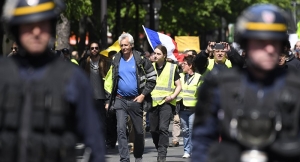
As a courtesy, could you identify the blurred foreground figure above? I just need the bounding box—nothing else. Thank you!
[0,0,105,161]
[192,4,300,162]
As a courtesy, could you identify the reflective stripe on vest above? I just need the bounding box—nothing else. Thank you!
[177,73,201,107]
[151,62,177,107]
[207,59,232,71]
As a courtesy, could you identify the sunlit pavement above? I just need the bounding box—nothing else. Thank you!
[105,121,190,162]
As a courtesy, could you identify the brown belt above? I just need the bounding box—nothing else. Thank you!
[116,94,137,100]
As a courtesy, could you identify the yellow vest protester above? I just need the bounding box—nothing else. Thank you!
[177,73,202,107]
[151,62,177,107]
[207,58,232,71]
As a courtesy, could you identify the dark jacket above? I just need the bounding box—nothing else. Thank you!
[0,53,105,162]
[81,55,108,78]
[105,50,157,111]
[194,48,245,74]
[80,55,107,99]
[286,54,300,70]
[192,67,300,162]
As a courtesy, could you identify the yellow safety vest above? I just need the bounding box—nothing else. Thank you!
[151,62,177,107]
[70,59,79,65]
[104,66,113,93]
[177,73,201,107]
[207,59,232,71]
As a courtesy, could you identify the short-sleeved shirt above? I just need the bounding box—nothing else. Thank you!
[117,56,139,96]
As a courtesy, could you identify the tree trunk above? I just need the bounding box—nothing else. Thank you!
[56,13,70,50]
[0,26,4,55]
[78,16,87,56]
[0,0,5,55]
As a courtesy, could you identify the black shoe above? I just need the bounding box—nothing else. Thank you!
[157,156,166,162]
[169,141,179,147]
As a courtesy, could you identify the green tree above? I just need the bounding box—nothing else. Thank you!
[106,0,296,50]
[56,0,93,51]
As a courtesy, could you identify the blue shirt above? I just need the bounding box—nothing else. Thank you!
[117,56,139,96]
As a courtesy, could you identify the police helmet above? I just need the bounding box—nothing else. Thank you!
[2,0,65,33]
[236,4,288,45]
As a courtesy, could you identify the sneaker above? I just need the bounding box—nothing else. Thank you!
[157,156,166,162]
[135,157,142,162]
[182,153,190,158]
[169,141,179,147]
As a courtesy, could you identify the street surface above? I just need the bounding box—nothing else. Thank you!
[105,121,191,162]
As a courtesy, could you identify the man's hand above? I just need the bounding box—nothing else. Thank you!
[222,42,231,52]
[165,95,174,103]
[206,41,216,53]
[133,94,145,103]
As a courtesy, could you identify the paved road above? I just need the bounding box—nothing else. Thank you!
[105,122,191,162]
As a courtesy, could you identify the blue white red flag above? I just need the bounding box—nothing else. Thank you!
[142,25,179,61]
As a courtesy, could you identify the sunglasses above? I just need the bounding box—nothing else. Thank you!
[11,47,18,50]
[90,47,99,50]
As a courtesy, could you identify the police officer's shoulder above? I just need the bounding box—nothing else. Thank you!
[286,67,300,79]
[0,56,15,68]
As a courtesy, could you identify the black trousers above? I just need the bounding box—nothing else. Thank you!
[94,99,106,134]
[149,103,173,157]
[106,109,117,147]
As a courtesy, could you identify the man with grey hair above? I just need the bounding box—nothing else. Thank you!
[105,33,157,162]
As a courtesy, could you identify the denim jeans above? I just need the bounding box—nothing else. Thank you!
[114,97,144,162]
[179,110,195,154]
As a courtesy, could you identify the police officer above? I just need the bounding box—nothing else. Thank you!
[1,0,105,161]
[192,4,300,162]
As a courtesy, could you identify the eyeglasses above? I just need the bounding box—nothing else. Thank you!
[11,47,18,50]
[90,47,99,50]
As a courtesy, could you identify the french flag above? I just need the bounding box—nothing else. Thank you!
[143,26,179,61]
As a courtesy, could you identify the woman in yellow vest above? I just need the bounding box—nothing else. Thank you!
[150,44,182,162]
[177,55,202,158]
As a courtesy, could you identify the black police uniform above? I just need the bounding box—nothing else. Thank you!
[0,53,105,162]
[1,0,105,161]
[192,67,300,162]
[192,3,300,162]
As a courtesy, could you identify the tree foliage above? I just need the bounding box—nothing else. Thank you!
[64,0,93,20]
[158,0,293,35]
[107,0,296,38]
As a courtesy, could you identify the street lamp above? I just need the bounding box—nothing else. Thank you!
[143,0,161,30]
[153,0,161,30]
[291,1,298,24]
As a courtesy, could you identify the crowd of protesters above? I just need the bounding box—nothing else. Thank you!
[2,0,300,162]
[5,30,300,162]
